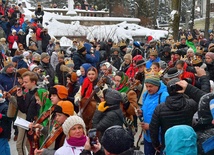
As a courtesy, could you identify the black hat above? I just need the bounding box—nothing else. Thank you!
[108,38,113,43]
[104,88,122,106]
[101,126,134,154]
[163,67,182,79]
[175,49,184,56]
[163,46,171,53]
[167,78,181,95]
[136,60,146,67]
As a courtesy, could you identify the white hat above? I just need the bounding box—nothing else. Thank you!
[23,51,30,57]
[29,64,38,71]
[62,115,86,136]
[187,48,194,53]
[12,29,16,33]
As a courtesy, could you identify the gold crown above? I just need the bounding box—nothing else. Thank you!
[57,51,64,58]
[192,58,202,65]
[72,38,78,43]
[112,43,119,48]
[64,58,74,66]
[145,71,160,79]
[171,44,178,53]
[149,48,158,56]
[77,42,84,50]
[180,34,186,40]
[196,46,204,55]
[119,40,127,47]
[187,34,193,40]
[208,43,214,52]
[3,57,12,67]
[175,41,181,47]
[167,35,173,40]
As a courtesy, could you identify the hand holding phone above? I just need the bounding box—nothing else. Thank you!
[88,128,97,146]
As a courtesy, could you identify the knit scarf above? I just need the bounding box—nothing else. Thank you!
[66,135,87,147]
[81,77,93,98]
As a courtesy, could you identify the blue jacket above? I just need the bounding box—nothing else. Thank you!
[146,57,160,69]
[164,125,197,155]
[17,60,28,69]
[0,69,18,91]
[142,81,168,142]
[79,63,92,85]
[84,42,100,67]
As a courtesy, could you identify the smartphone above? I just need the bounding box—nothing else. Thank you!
[88,128,97,146]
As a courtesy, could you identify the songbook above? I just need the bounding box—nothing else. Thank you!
[14,116,31,130]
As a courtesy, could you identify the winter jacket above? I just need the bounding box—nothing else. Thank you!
[73,52,87,70]
[39,61,55,88]
[36,27,42,41]
[11,25,21,33]
[92,107,124,136]
[84,43,100,67]
[125,64,138,78]
[17,87,40,122]
[184,84,214,129]
[55,62,67,86]
[40,32,51,51]
[16,59,28,69]
[0,100,12,139]
[50,52,59,70]
[142,81,169,142]
[186,40,196,53]
[0,70,18,91]
[206,61,214,81]
[46,43,55,56]
[146,57,161,69]
[7,34,18,49]
[78,63,92,85]
[55,140,85,155]
[18,33,26,48]
[150,94,198,148]
[164,125,197,155]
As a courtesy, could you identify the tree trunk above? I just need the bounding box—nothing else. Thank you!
[205,0,210,39]
[190,0,195,32]
[153,0,159,28]
[171,0,181,41]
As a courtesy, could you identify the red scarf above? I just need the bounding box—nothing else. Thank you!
[81,77,93,98]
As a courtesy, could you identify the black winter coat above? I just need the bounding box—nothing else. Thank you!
[40,32,51,52]
[206,62,214,81]
[73,52,87,70]
[150,94,198,148]
[39,61,55,88]
[92,107,124,136]
[17,88,40,122]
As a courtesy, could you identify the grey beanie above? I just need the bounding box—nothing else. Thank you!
[104,88,123,105]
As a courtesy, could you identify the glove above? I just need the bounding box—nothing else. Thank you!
[98,101,109,112]
[94,85,101,93]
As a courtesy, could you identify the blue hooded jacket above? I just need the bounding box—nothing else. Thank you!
[164,125,197,155]
[142,81,168,142]
[84,42,100,67]
[79,63,92,85]
[146,57,161,69]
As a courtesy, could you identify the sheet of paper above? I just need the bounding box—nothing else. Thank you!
[14,116,31,130]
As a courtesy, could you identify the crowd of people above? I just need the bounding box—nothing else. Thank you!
[0,1,213,155]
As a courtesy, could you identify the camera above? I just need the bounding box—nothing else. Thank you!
[169,84,183,92]
[88,128,97,146]
[39,69,45,72]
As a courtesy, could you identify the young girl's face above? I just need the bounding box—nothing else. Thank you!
[35,95,42,106]
[151,65,160,73]
[87,70,97,82]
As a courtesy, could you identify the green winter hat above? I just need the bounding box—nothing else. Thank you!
[145,73,160,87]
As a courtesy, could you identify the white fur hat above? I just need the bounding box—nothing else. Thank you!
[23,51,30,57]
[62,115,86,136]
[29,64,38,71]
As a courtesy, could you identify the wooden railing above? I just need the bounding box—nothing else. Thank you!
[28,8,109,17]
